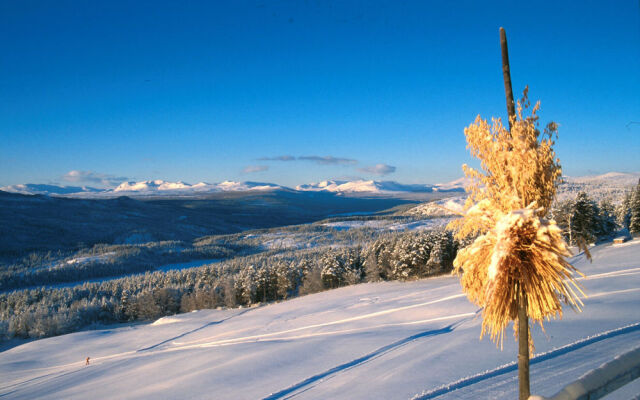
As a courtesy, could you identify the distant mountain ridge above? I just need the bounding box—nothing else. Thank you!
[111,180,282,195]
[1,180,284,197]
[2,172,638,198]
[557,172,640,203]
[295,179,466,193]
[2,184,103,196]
[1,178,465,197]
[562,172,640,185]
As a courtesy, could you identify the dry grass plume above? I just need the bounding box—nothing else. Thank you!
[449,88,585,350]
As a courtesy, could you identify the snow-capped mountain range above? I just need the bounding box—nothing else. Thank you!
[296,178,468,194]
[295,177,471,194]
[2,172,638,198]
[1,178,466,197]
[112,180,281,194]
[1,184,104,196]
[1,180,283,197]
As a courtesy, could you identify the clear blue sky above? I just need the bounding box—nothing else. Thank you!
[1,0,639,188]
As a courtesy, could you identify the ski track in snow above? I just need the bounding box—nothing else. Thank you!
[136,308,253,352]
[0,309,253,395]
[263,325,460,400]
[581,267,640,280]
[263,311,482,400]
[172,293,467,347]
[411,322,640,399]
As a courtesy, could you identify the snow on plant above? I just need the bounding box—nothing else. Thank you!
[449,88,585,349]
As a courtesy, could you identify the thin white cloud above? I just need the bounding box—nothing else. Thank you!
[242,165,269,173]
[298,155,357,165]
[357,164,396,176]
[62,170,128,186]
[257,155,296,161]
[258,155,356,165]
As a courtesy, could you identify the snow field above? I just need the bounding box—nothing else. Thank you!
[1,240,639,399]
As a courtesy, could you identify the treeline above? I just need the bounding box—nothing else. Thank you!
[0,229,456,340]
[552,180,640,245]
[0,241,240,292]
[624,179,640,234]
[0,222,391,292]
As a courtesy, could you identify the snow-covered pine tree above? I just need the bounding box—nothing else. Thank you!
[571,191,597,244]
[616,192,632,230]
[274,261,296,300]
[255,265,273,303]
[391,234,421,279]
[425,230,455,274]
[364,235,392,281]
[425,238,443,274]
[630,179,640,235]
[235,264,257,305]
[364,249,383,282]
[320,251,345,288]
[441,230,457,271]
[119,289,131,321]
[596,198,617,239]
[551,199,575,244]
[342,247,364,284]
[222,277,237,308]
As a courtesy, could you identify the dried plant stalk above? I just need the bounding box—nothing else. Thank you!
[450,88,585,350]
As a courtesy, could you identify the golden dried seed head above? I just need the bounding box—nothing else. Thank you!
[448,89,583,351]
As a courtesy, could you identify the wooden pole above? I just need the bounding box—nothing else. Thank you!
[500,26,530,400]
[500,27,516,131]
[518,287,531,400]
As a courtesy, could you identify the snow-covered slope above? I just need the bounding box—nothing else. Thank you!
[406,171,640,217]
[2,239,639,399]
[406,196,466,217]
[565,172,639,185]
[557,172,640,203]
[432,177,473,192]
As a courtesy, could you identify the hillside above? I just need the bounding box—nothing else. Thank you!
[0,190,413,258]
[557,172,640,203]
[2,239,639,399]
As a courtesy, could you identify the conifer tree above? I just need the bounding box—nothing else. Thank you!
[596,198,617,238]
[630,179,640,234]
[571,192,597,244]
[551,199,575,244]
[616,191,633,230]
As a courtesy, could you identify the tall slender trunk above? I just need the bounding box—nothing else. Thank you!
[518,288,531,399]
[263,281,267,303]
[500,27,516,131]
[500,27,531,400]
